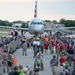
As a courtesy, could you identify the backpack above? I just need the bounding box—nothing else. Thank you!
[62,49,66,54]
[13,57,17,65]
[7,61,13,67]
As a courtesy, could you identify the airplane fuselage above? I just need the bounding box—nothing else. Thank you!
[28,18,44,35]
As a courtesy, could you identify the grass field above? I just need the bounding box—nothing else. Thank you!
[0,28,11,31]
[0,28,10,36]
[0,33,8,37]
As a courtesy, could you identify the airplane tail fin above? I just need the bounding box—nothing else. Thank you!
[34,1,37,18]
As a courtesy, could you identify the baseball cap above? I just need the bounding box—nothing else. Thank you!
[23,67,28,72]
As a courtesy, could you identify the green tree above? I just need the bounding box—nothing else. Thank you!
[65,20,75,27]
[13,20,22,23]
[21,22,27,28]
[3,21,12,27]
[45,20,51,22]
[0,20,6,26]
[52,20,58,24]
[59,18,66,24]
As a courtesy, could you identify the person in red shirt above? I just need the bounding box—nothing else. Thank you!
[55,42,60,59]
[59,55,67,73]
[44,42,49,54]
[59,55,66,66]
[60,44,65,52]
[55,42,59,53]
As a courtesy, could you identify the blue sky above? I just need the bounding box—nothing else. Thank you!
[0,0,75,22]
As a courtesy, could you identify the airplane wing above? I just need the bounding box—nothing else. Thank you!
[44,26,75,35]
[44,28,54,31]
[57,27,75,30]
[44,26,75,31]
[0,26,29,31]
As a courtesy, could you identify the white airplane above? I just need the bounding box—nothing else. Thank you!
[0,1,75,36]
[28,1,44,35]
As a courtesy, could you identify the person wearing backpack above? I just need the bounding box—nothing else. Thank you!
[50,55,58,75]
[1,50,8,73]
[67,47,74,66]
[7,54,14,73]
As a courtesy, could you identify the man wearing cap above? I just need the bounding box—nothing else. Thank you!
[34,53,43,70]
[23,67,28,75]
[50,55,58,75]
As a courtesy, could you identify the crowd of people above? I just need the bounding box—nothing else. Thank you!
[31,35,75,75]
[0,32,75,75]
[0,35,21,74]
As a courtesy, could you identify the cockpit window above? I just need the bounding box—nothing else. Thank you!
[31,22,43,25]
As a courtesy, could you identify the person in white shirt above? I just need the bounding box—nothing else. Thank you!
[33,40,37,57]
[36,40,40,53]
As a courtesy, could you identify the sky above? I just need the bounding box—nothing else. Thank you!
[0,0,75,22]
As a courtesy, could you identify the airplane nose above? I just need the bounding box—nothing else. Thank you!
[35,25,43,30]
[34,25,44,33]
[29,25,44,34]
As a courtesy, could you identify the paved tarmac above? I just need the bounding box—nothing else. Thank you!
[3,48,74,75]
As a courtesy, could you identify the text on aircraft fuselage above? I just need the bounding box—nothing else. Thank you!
[31,21,43,25]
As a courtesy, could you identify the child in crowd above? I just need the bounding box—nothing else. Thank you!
[63,59,70,75]
[63,59,69,68]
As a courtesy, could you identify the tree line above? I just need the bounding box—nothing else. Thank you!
[0,19,75,27]
[59,19,75,27]
[45,19,75,27]
[0,20,12,26]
